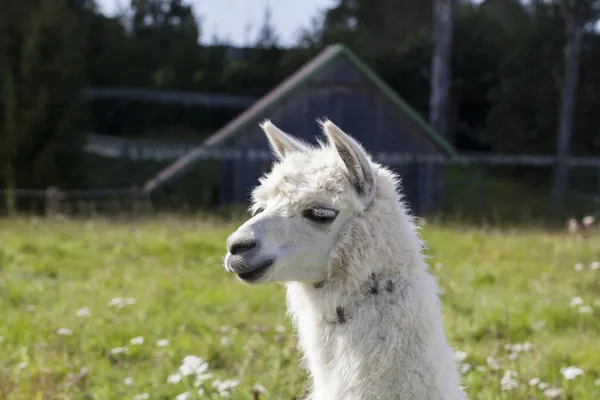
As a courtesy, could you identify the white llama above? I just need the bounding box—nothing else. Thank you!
[223,119,466,400]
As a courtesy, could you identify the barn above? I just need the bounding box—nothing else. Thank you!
[143,44,457,215]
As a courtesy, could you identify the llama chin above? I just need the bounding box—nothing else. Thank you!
[224,119,467,400]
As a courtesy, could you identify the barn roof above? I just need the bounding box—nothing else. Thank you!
[143,44,457,194]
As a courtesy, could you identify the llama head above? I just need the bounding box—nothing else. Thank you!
[223,119,406,285]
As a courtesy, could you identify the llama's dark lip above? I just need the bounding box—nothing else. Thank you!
[237,259,274,283]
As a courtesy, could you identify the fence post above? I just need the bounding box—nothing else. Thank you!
[45,186,63,217]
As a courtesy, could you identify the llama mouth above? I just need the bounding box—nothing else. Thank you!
[236,259,274,283]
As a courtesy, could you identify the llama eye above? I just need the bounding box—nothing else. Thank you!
[302,207,338,224]
[254,206,265,215]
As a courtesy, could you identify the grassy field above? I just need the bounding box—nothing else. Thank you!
[0,216,599,400]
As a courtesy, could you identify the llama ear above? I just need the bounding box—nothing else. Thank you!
[320,119,375,201]
[260,120,309,160]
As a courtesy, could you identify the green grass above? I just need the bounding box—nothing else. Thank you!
[1,216,599,400]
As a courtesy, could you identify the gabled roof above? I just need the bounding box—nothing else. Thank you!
[143,44,457,194]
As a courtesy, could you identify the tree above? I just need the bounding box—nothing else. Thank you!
[429,0,457,140]
[552,0,600,201]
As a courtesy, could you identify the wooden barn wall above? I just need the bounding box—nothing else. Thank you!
[219,56,444,214]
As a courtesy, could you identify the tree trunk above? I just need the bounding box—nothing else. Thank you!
[428,0,456,212]
[429,0,455,139]
[552,11,583,202]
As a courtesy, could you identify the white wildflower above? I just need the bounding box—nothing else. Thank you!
[567,218,579,234]
[560,366,584,380]
[582,215,595,227]
[167,373,182,384]
[218,326,230,333]
[109,346,128,355]
[579,305,593,313]
[175,392,191,400]
[75,307,92,317]
[453,350,467,362]
[179,355,208,377]
[17,362,28,370]
[538,382,549,390]
[543,387,563,398]
[56,328,73,336]
[570,297,584,308]
[522,341,533,352]
[528,378,540,386]
[508,352,519,361]
[253,383,267,394]
[591,261,600,270]
[220,337,232,346]
[194,373,213,387]
[107,297,136,308]
[574,263,584,271]
[213,379,240,397]
[460,363,471,374]
[531,320,546,331]
[156,339,169,347]
[130,336,144,345]
[486,356,500,370]
[133,394,149,400]
[275,325,286,333]
[500,370,518,391]
[124,377,133,386]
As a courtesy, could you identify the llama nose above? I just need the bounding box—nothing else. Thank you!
[227,238,257,255]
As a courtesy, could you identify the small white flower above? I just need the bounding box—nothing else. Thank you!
[475,366,486,372]
[179,355,208,377]
[218,326,230,333]
[560,366,584,380]
[453,350,467,362]
[595,378,600,386]
[574,263,584,271]
[528,378,540,386]
[109,346,128,355]
[124,377,133,386]
[220,337,231,346]
[579,305,593,313]
[582,215,595,227]
[133,394,149,400]
[75,307,92,317]
[460,363,471,374]
[167,373,182,384]
[500,370,518,391]
[56,328,73,336]
[156,339,169,347]
[194,373,213,387]
[130,336,144,345]
[570,297,584,308]
[543,387,563,398]
[538,382,549,390]
[17,362,28,370]
[591,261,600,270]
[508,352,519,360]
[486,356,500,370]
[252,383,267,394]
[107,297,136,308]
[531,320,546,331]
[175,392,191,400]
[275,325,286,333]
[522,341,533,352]
[567,218,579,233]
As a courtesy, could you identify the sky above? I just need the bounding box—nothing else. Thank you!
[95,0,337,46]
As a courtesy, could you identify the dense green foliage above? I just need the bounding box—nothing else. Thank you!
[0,0,599,197]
